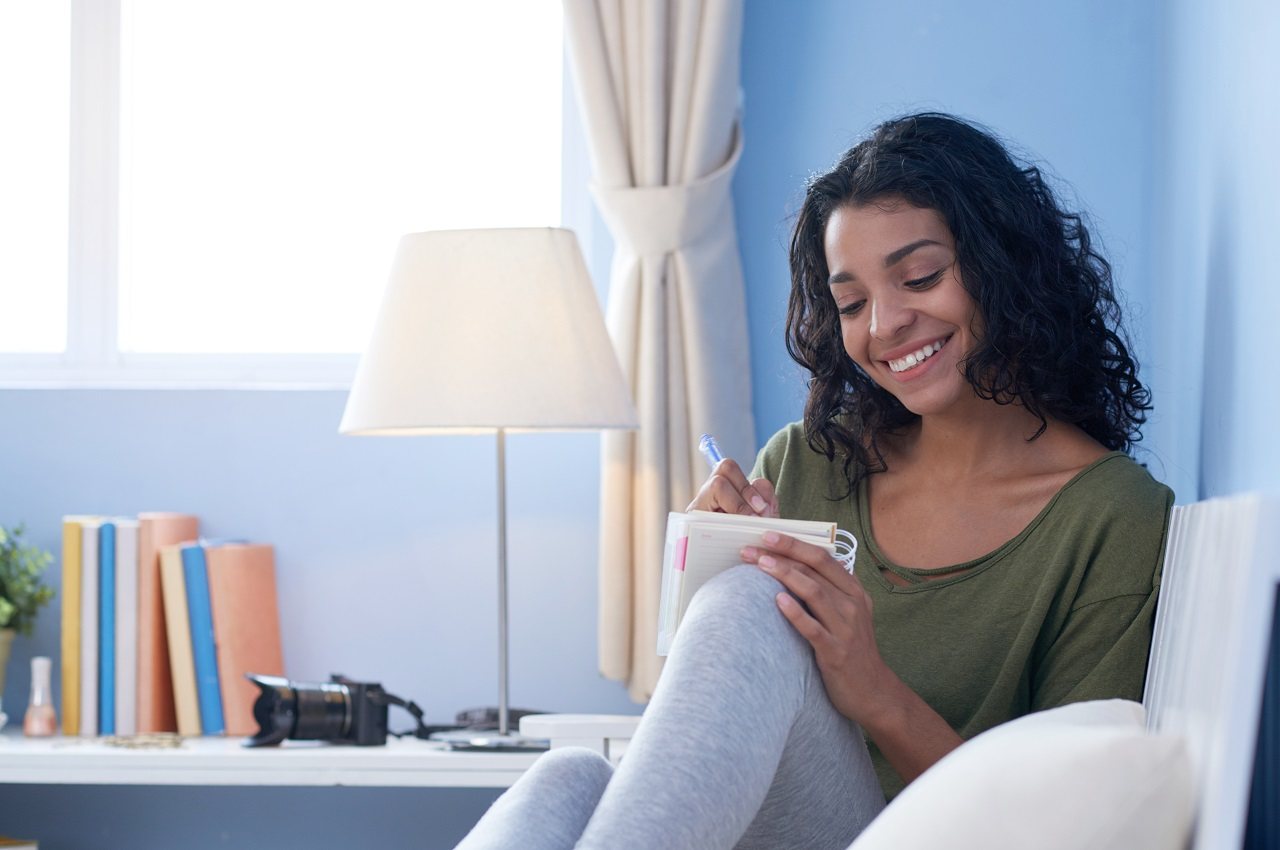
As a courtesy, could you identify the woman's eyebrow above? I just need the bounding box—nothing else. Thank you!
[827,238,945,286]
[884,238,943,267]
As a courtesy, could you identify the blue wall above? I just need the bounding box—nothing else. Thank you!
[735,0,1164,452]
[1144,0,1280,500]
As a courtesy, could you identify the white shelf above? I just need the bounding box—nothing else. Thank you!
[0,733,540,788]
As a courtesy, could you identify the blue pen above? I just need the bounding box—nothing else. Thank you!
[698,433,725,468]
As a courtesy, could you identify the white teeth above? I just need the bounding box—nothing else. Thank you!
[888,338,947,373]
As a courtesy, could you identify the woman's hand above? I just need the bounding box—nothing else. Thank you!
[740,532,895,729]
[687,459,779,517]
[742,532,967,783]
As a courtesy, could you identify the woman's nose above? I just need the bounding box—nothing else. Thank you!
[869,294,914,340]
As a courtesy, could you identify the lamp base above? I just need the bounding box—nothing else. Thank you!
[429,728,549,752]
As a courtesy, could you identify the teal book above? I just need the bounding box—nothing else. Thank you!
[98,522,116,736]
[181,543,225,735]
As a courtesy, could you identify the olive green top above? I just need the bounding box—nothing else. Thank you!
[751,422,1174,800]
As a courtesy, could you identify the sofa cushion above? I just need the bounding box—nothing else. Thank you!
[849,699,1193,850]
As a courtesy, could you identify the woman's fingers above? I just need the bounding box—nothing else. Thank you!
[756,530,857,588]
[686,459,776,516]
[751,477,780,517]
[775,592,832,646]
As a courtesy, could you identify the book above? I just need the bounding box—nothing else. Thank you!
[98,521,116,736]
[159,543,201,736]
[205,543,285,736]
[79,518,104,736]
[59,516,91,736]
[181,543,225,735]
[136,513,199,733]
[112,518,140,737]
[655,510,855,656]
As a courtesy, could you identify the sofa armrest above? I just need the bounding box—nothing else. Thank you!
[519,714,642,764]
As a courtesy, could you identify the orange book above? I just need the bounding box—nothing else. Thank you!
[205,543,284,737]
[136,513,199,733]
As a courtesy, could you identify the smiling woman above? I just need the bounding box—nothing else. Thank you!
[454,112,1174,850]
[787,114,1150,492]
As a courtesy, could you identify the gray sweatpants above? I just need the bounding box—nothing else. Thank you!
[456,565,887,849]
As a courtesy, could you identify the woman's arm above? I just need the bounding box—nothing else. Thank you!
[741,531,963,785]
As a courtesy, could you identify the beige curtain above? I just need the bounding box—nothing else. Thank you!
[564,0,755,701]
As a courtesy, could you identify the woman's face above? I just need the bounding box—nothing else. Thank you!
[824,199,982,418]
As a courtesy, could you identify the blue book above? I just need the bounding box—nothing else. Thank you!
[98,522,116,736]
[181,542,225,735]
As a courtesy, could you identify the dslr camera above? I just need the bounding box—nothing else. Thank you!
[244,673,390,747]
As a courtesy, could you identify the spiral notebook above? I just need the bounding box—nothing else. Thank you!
[656,510,857,655]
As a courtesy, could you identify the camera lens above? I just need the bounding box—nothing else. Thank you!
[292,682,351,740]
[244,674,352,747]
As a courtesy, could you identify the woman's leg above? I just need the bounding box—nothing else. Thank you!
[576,565,885,849]
[454,746,614,850]
[455,564,885,850]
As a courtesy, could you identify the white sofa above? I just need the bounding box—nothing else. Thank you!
[522,493,1280,849]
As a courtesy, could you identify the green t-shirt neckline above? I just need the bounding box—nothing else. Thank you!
[857,450,1130,593]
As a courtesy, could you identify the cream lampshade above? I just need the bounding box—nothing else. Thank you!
[339,227,638,749]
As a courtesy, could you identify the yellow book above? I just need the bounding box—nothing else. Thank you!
[159,543,201,736]
[60,518,85,736]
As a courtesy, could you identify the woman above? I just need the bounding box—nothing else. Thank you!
[456,113,1172,850]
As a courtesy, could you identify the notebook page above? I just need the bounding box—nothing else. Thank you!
[677,525,836,621]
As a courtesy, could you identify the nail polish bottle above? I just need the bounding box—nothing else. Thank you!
[23,655,57,737]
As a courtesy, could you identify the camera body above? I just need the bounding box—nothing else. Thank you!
[244,673,389,747]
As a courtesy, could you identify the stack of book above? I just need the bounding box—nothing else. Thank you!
[59,513,285,738]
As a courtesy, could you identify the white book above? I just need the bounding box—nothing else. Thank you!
[113,518,141,737]
[79,518,104,736]
[655,510,856,656]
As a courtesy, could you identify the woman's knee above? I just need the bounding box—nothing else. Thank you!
[682,564,808,654]
[691,563,787,620]
[526,746,614,794]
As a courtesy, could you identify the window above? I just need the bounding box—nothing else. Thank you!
[0,0,564,386]
[0,1,70,354]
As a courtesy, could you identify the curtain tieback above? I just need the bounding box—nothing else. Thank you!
[591,130,744,258]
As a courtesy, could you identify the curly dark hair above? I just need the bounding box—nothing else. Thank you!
[785,112,1150,488]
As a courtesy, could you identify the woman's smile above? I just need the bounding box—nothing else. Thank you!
[881,334,953,377]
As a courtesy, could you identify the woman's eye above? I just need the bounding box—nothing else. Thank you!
[838,300,865,316]
[904,269,945,290]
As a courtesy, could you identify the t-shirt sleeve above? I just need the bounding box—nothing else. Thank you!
[1030,471,1173,710]
[1031,590,1158,709]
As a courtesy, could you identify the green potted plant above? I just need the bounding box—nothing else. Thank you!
[0,524,56,716]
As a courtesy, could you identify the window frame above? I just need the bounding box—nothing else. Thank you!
[0,0,579,390]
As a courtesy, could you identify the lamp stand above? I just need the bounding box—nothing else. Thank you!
[430,428,548,752]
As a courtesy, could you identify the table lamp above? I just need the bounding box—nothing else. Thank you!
[338,227,638,750]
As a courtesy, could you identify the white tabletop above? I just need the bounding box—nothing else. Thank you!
[0,732,541,788]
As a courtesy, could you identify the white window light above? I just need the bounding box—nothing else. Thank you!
[0,0,565,388]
